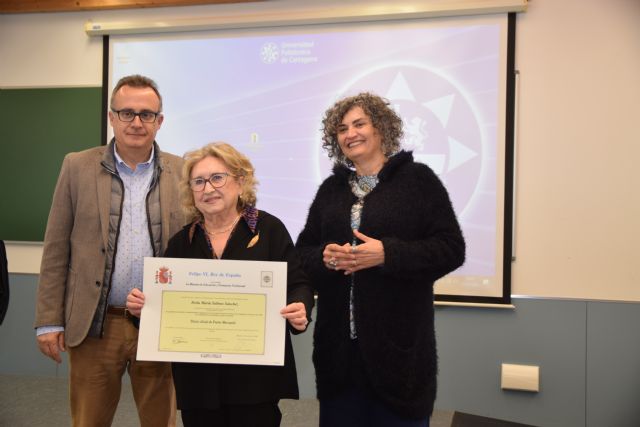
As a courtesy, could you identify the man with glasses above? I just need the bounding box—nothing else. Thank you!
[35,74,183,427]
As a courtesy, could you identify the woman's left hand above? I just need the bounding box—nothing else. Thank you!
[343,229,385,275]
[280,302,308,331]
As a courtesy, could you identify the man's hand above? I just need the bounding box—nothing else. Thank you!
[126,288,145,318]
[37,331,66,363]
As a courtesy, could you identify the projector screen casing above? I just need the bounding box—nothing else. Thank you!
[106,13,515,304]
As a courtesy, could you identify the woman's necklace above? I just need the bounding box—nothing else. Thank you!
[204,215,241,237]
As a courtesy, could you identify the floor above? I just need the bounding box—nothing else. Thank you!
[0,374,455,427]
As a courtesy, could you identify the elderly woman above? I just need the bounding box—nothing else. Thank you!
[127,142,313,427]
[296,93,465,427]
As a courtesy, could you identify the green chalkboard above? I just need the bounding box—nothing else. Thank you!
[0,87,102,242]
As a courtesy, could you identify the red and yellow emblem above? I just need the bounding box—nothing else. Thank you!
[155,266,172,284]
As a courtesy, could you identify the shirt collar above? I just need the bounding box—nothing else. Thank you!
[113,143,155,171]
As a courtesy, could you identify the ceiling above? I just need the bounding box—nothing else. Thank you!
[0,0,259,14]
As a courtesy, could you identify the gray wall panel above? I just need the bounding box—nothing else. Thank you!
[4,275,640,426]
[0,274,68,377]
[586,301,640,427]
[435,299,586,427]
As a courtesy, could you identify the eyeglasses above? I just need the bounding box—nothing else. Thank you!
[111,109,161,123]
[189,173,233,192]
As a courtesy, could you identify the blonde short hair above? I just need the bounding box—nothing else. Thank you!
[180,142,258,223]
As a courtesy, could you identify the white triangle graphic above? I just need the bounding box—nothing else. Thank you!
[423,94,455,127]
[447,136,477,172]
[414,154,446,175]
[386,72,415,101]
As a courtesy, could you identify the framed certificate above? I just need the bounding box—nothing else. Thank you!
[137,257,288,366]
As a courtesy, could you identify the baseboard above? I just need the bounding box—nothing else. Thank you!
[451,412,536,427]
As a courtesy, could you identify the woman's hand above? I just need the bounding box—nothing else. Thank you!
[323,230,384,275]
[280,302,308,331]
[323,242,355,271]
[126,288,145,318]
[343,230,385,275]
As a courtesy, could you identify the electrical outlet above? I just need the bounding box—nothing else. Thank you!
[501,363,539,392]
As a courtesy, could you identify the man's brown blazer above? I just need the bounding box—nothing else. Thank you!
[35,143,184,347]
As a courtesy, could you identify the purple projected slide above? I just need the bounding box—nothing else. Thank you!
[112,17,507,296]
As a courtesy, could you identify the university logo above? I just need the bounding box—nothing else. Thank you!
[261,271,273,288]
[260,42,279,64]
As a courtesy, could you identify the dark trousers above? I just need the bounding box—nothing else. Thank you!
[180,402,282,427]
[319,386,430,427]
[320,340,430,427]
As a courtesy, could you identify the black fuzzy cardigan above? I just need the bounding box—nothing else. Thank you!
[296,150,465,419]
[165,210,314,410]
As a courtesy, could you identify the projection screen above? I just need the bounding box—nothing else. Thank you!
[108,12,515,304]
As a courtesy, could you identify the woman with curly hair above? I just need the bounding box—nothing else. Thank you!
[296,92,465,426]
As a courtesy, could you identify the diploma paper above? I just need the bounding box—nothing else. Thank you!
[137,257,287,365]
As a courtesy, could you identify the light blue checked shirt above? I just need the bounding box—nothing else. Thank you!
[36,145,155,336]
[108,146,155,306]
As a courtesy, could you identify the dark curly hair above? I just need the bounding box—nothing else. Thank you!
[321,92,403,167]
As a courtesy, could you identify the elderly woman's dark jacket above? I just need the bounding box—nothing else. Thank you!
[166,210,314,410]
[296,150,465,419]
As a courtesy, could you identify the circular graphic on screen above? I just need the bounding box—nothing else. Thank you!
[316,64,486,217]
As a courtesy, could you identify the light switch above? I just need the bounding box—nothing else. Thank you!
[501,363,539,392]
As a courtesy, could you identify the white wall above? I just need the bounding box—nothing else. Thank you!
[1,0,639,300]
[0,11,102,87]
[513,0,640,300]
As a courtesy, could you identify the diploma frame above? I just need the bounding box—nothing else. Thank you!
[137,257,288,365]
